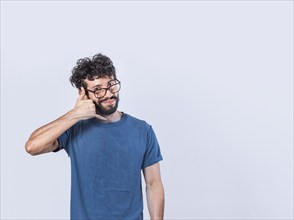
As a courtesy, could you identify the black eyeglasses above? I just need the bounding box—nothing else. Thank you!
[86,79,121,99]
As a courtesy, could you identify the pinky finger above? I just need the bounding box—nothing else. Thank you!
[95,114,107,121]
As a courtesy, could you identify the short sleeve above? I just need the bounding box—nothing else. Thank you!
[142,126,163,169]
[53,129,71,155]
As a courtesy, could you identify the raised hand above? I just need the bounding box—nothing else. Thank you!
[72,87,107,121]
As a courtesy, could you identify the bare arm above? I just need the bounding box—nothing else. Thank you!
[143,162,165,220]
[25,88,106,155]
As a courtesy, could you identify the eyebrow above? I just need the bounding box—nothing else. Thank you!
[91,79,114,90]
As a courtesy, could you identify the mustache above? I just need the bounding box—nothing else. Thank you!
[98,96,117,104]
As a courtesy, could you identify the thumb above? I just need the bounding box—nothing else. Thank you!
[78,87,87,100]
[95,114,107,121]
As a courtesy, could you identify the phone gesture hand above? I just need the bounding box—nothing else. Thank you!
[73,87,107,121]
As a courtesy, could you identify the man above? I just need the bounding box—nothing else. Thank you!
[25,53,164,220]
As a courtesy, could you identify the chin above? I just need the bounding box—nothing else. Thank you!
[95,97,119,116]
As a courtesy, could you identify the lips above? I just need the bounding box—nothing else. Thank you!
[100,96,117,104]
[102,99,114,104]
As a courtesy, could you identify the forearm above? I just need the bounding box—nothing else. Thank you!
[25,110,79,155]
[146,181,165,220]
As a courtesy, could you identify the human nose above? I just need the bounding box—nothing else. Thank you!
[102,88,113,99]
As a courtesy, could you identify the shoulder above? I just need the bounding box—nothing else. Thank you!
[124,113,151,130]
[65,120,86,135]
[125,113,148,124]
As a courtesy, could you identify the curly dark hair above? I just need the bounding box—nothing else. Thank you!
[70,53,116,89]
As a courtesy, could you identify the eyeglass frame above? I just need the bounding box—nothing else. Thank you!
[85,79,121,99]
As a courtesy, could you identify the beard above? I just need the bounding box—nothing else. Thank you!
[94,94,119,116]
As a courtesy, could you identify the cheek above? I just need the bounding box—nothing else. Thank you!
[88,95,98,103]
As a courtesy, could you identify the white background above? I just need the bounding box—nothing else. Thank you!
[1,1,293,219]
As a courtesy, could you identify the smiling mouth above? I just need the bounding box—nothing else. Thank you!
[100,96,117,104]
[103,99,114,104]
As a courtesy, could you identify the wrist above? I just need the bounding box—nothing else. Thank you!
[64,109,81,123]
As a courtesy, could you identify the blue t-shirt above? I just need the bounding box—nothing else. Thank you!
[56,113,163,220]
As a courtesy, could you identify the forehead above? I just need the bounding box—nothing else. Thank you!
[84,76,114,88]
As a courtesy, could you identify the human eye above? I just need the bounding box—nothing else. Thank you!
[94,88,103,94]
[108,80,117,87]
[94,87,102,92]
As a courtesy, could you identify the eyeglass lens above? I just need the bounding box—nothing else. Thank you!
[95,81,120,98]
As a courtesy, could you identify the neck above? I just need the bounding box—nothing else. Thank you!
[102,111,122,123]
